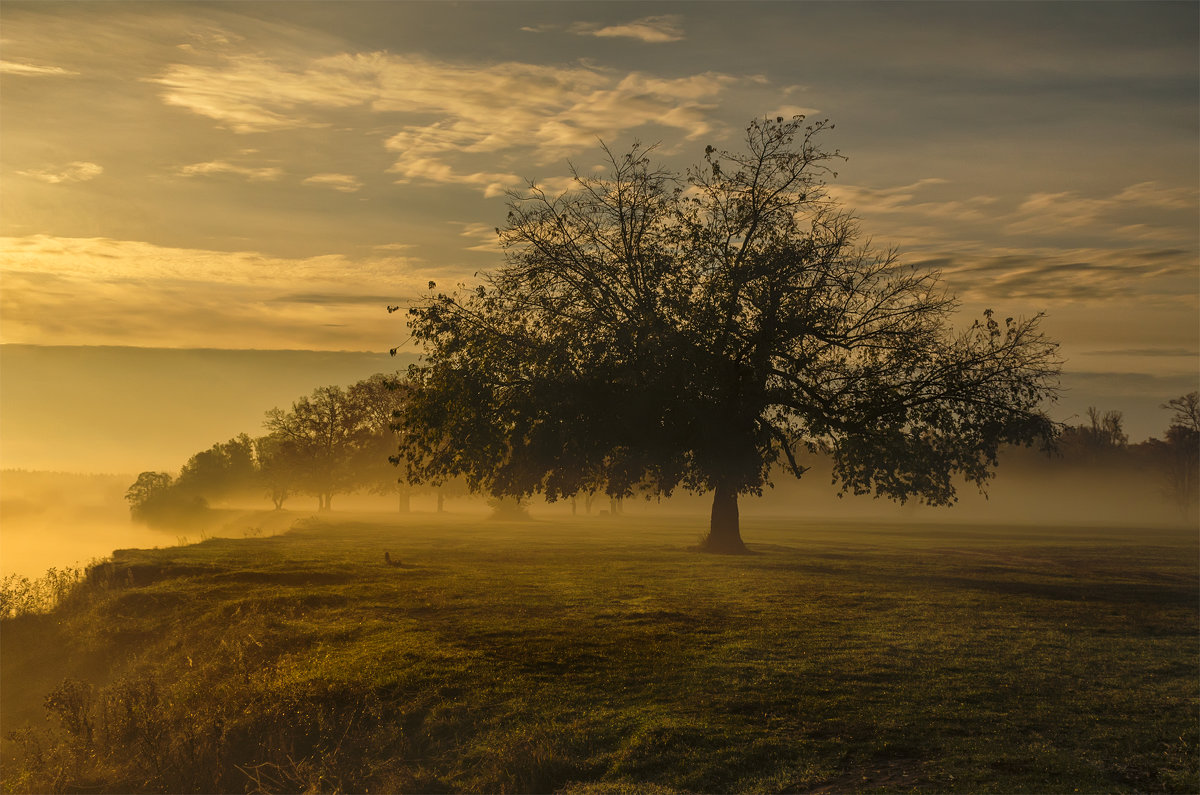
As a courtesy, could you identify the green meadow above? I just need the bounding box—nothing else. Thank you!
[2,514,1197,793]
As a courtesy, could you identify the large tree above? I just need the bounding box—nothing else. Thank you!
[397,117,1061,552]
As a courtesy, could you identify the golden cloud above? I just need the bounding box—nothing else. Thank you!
[148,50,749,194]
[0,235,457,350]
[16,161,103,184]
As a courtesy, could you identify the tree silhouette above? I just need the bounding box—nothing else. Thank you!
[1160,392,1199,516]
[264,386,373,511]
[1163,392,1200,433]
[254,432,300,510]
[348,373,414,511]
[124,470,209,526]
[397,117,1061,552]
[1057,407,1128,465]
[174,434,257,503]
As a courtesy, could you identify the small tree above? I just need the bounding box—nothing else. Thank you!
[175,434,258,503]
[264,386,373,511]
[255,433,300,509]
[1160,392,1199,516]
[397,117,1061,552]
[1163,392,1200,433]
[1057,406,1128,465]
[124,471,208,527]
[348,373,415,511]
[124,471,174,518]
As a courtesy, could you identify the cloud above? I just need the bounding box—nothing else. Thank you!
[302,173,363,192]
[16,161,103,183]
[1007,181,1199,237]
[272,292,393,305]
[0,60,78,76]
[452,222,502,253]
[0,235,450,350]
[149,50,748,194]
[766,104,822,121]
[151,52,385,133]
[177,160,283,181]
[827,179,1002,223]
[1080,348,1199,358]
[387,158,518,199]
[524,16,685,43]
[932,246,1198,303]
[829,179,1198,248]
[573,15,685,43]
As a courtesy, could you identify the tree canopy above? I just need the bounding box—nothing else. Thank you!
[263,376,407,511]
[397,116,1062,551]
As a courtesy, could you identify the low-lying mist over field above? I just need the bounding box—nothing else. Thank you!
[1,450,1188,581]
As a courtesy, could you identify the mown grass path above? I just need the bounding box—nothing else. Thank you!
[2,515,1197,793]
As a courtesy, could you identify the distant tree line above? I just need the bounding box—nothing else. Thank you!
[1000,392,1199,517]
[124,373,462,525]
[124,367,1198,528]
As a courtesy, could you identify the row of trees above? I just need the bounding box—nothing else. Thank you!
[1050,394,1199,515]
[125,374,422,524]
[128,117,1195,545]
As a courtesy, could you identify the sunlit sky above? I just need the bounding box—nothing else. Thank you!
[1,1,1197,472]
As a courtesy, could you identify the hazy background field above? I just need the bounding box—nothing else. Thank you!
[2,455,1187,581]
[3,513,1195,792]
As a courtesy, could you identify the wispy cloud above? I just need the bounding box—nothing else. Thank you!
[1080,348,1199,358]
[833,178,1197,307]
[148,50,745,195]
[828,179,1000,222]
[575,15,685,43]
[932,246,1197,303]
[0,60,77,76]
[831,179,1199,245]
[16,161,102,183]
[452,222,502,253]
[0,235,449,350]
[525,16,686,43]
[1007,181,1199,236]
[302,173,362,193]
[150,53,380,133]
[387,158,519,199]
[177,160,283,181]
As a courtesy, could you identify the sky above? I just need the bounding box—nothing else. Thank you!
[1,0,1197,472]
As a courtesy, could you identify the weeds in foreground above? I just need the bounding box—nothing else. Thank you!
[0,567,85,620]
[2,518,1197,794]
[5,672,430,794]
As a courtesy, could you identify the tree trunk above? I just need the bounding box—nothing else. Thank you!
[398,491,411,513]
[436,492,445,513]
[701,482,747,554]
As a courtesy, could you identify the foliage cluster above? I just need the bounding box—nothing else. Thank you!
[123,374,420,522]
[0,566,84,621]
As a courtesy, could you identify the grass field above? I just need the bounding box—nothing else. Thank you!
[1,513,1197,793]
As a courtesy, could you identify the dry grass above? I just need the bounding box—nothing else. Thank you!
[2,513,1196,793]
